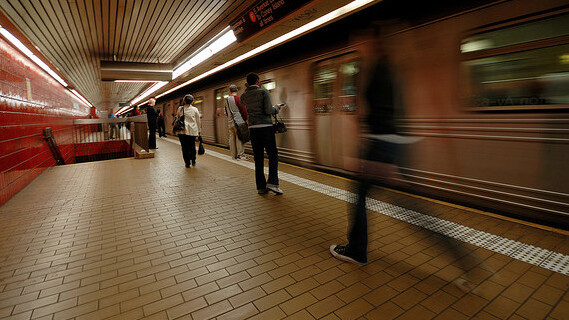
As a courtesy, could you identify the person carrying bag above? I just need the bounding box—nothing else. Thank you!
[175,94,201,168]
[173,106,185,132]
[225,84,250,160]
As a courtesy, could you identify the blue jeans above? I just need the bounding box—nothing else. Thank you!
[250,126,279,190]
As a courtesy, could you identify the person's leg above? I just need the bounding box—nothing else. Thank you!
[148,126,157,149]
[178,134,190,167]
[264,127,279,186]
[228,126,238,158]
[347,178,370,259]
[250,128,267,192]
[189,136,197,165]
[236,132,245,158]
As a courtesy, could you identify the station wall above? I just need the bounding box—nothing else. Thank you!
[0,38,90,206]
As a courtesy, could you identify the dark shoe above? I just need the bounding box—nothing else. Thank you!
[330,245,367,266]
[257,189,268,194]
[192,160,196,166]
[185,164,190,168]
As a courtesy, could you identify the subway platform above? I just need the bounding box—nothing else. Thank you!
[1,137,568,320]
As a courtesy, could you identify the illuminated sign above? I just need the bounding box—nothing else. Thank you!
[230,0,311,42]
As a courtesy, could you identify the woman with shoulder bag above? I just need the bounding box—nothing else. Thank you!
[175,94,201,168]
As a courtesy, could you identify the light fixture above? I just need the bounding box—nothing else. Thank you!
[0,25,68,87]
[156,0,376,98]
[172,27,237,79]
[70,89,91,107]
[0,24,95,107]
[114,80,162,83]
[133,0,376,102]
[130,81,168,106]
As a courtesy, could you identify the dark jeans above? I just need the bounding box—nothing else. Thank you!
[148,125,157,149]
[178,134,196,166]
[346,179,371,262]
[250,126,279,190]
[347,139,399,262]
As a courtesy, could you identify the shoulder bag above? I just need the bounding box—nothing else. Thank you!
[226,97,250,142]
[198,136,205,155]
[273,114,286,134]
[173,107,185,132]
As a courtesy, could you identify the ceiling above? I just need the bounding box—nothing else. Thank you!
[0,0,380,111]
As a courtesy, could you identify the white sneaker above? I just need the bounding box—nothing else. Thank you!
[266,184,283,195]
[239,155,250,160]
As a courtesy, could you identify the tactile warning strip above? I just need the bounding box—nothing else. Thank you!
[166,140,569,275]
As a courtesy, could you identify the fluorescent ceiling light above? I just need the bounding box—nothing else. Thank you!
[130,81,168,105]
[114,80,161,83]
[1,24,95,108]
[0,25,68,87]
[172,27,237,79]
[70,89,92,107]
[116,105,132,115]
[158,0,375,98]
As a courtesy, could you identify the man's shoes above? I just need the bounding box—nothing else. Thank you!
[185,164,190,168]
[257,189,268,194]
[266,184,283,195]
[192,160,196,166]
[330,245,367,266]
[239,155,250,160]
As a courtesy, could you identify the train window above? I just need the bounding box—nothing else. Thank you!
[462,13,569,110]
[261,80,276,92]
[193,96,204,114]
[461,14,569,53]
[215,89,229,110]
[339,61,359,112]
[313,67,336,113]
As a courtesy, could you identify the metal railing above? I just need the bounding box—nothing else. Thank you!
[73,118,134,163]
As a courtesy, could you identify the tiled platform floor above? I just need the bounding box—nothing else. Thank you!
[1,137,568,320]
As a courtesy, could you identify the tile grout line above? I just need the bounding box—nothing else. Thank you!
[163,138,569,275]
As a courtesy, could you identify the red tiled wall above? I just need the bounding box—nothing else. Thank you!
[0,38,90,206]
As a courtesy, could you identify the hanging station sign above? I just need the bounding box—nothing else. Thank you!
[230,0,312,42]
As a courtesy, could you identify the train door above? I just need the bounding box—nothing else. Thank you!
[214,88,229,145]
[313,54,360,170]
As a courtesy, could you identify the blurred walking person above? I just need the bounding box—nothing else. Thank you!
[329,31,483,291]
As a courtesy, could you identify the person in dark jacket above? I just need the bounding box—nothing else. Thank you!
[157,108,166,137]
[145,98,158,149]
[240,73,283,195]
[329,33,480,292]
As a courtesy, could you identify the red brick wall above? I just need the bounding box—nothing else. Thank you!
[0,37,90,206]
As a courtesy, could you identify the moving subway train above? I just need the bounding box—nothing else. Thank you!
[155,0,569,227]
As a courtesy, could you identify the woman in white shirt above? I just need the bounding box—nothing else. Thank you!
[175,94,201,167]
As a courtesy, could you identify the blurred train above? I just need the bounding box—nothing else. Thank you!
[155,0,569,227]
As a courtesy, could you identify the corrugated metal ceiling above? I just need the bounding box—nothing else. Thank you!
[0,0,379,111]
[0,0,255,110]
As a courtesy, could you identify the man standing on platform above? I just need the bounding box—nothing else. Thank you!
[240,73,283,195]
[145,97,158,149]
